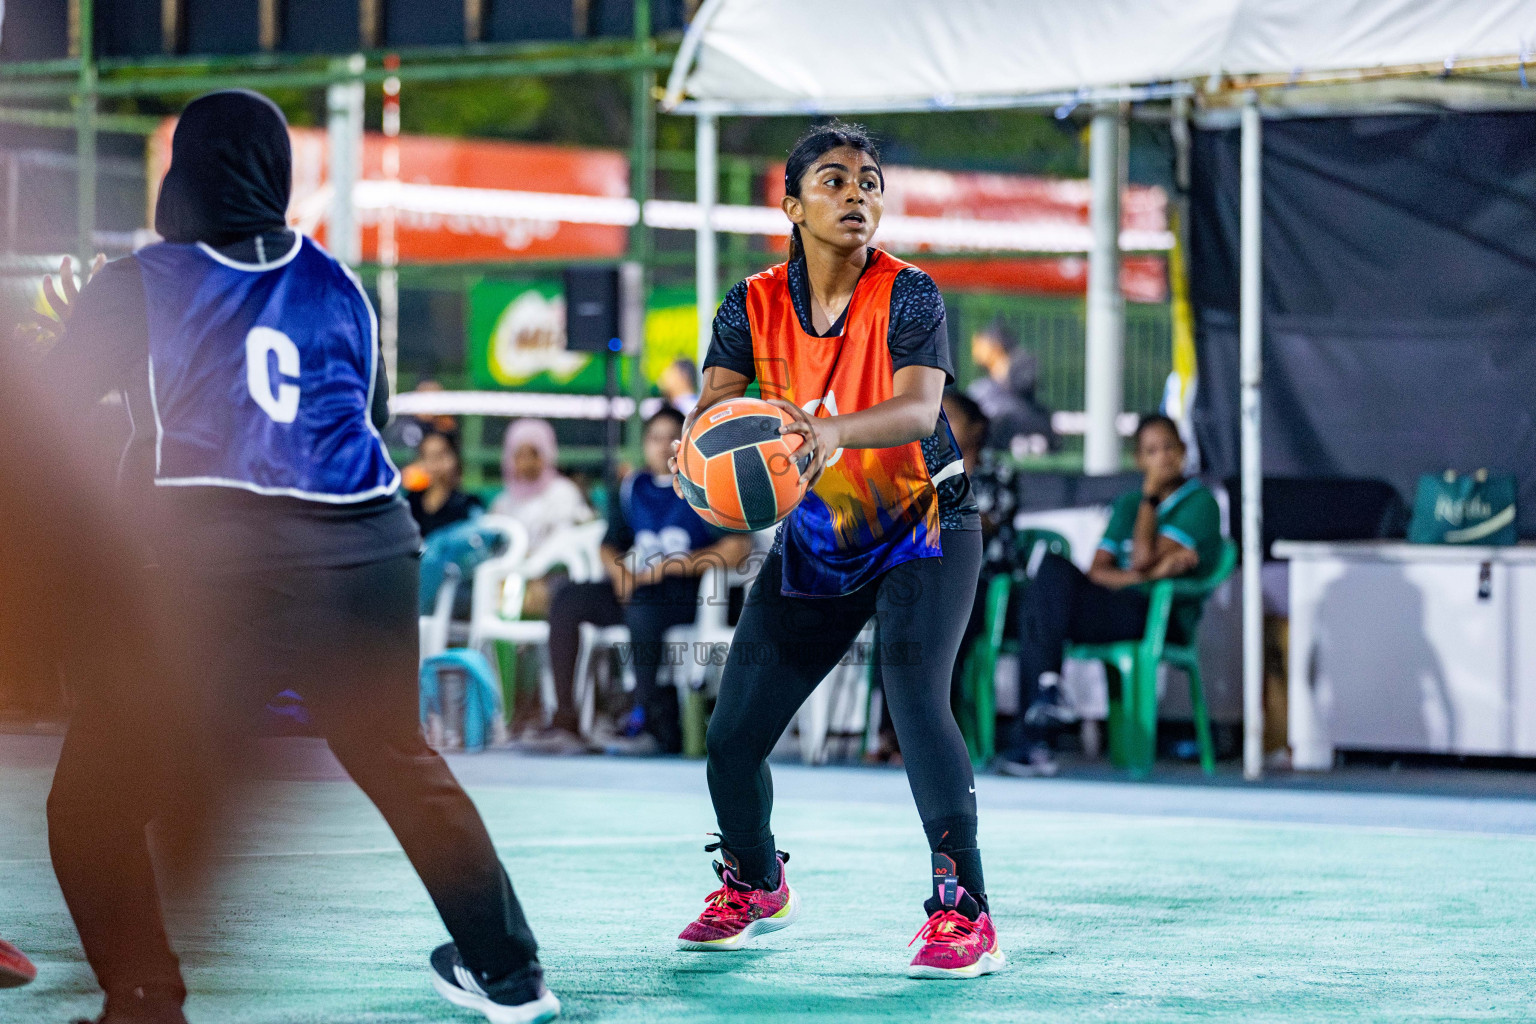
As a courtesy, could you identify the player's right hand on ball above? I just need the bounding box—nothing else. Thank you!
[669,440,683,499]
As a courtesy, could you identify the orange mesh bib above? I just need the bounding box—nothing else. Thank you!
[743,250,941,596]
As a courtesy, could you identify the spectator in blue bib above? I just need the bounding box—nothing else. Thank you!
[527,407,751,756]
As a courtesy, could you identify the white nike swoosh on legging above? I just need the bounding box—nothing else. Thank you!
[969,787,976,793]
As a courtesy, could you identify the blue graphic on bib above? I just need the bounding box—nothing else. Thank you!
[136,235,399,503]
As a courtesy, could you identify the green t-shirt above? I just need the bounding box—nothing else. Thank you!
[1098,479,1223,638]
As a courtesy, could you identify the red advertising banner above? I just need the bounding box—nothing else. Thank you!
[150,121,630,263]
[765,164,1167,302]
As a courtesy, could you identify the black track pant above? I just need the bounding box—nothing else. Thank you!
[47,555,541,999]
[546,578,699,751]
[706,529,985,896]
[1004,553,1185,758]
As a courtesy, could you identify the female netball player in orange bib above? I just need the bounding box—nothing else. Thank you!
[670,123,1003,979]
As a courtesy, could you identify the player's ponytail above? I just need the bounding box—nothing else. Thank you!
[783,121,883,264]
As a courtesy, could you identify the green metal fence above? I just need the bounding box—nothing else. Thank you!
[947,292,1172,417]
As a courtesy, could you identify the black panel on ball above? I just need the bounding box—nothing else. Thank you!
[563,266,622,354]
[383,0,466,47]
[281,0,361,53]
[485,0,574,42]
[185,0,261,55]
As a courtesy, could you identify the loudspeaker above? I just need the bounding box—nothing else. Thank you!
[485,0,574,42]
[0,0,69,61]
[186,0,261,55]
[97,0,165,57]
[384,0,465,47]
[564,266,622,354]
[281,0,360,53]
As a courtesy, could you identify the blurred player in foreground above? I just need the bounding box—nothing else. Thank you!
[32,91,558,1024]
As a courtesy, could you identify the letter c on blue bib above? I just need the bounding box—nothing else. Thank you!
[246,326,302,424]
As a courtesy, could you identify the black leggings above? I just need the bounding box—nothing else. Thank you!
[547,578,700,751]
[1004,553,1183,757]
[706,529,985,895]
[47,555,541,1000]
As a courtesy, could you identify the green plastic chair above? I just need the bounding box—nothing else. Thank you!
[955,529,1072,765]
[1065,536,1237,780]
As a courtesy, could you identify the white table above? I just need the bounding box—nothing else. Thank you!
[1274,540,1536,769]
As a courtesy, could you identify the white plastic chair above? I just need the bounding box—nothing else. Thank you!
[571,545,769,745]
[469,518,608,721]
[794,618,877,765]
[663,555,763,692]
[418,566,460,662]
[419,516,529,664]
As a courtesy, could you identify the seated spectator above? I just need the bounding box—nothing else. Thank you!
[524,407,751,756]
[967,318,1058,455]
[658,357,699,416]
[405,430,483,539]
[490,418,593,551]
[998,414,1221,777]
[488,418,594,619]
[383,378,457,451]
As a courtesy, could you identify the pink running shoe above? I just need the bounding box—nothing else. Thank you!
[0,938,36,988]
[907,854,1006,979]
[676,849,798,951]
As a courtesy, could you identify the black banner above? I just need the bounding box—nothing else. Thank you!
[1190,112,1536,538]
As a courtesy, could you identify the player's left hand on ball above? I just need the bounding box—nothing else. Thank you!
[669,439,683,499]
[767,399,836,489]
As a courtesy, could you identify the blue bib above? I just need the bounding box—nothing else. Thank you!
[622,473,718,563]
[137,235,399,503]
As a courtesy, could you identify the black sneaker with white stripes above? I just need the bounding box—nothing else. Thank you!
[429,943,561,1024]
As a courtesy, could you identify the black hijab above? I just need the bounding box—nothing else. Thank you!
[155,90,292,247]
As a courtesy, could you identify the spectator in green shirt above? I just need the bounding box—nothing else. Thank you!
[999,414,1222,777]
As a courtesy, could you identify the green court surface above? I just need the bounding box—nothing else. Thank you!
[5,737,1536,1023]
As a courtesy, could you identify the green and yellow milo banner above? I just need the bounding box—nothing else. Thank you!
[469,279,698,394]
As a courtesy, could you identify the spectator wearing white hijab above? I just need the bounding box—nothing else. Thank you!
[490,419,593,617]
[491,419,592,549]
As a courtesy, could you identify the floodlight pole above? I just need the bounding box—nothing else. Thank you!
[1084,104,1125,474]
[695,111,718,371]
[1239,92,1265,781]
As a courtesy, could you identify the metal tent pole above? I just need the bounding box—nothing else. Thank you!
[326,54,366,266]
[75,0,97,265]
[1239,91,1265,781]
[694,111,718,371]
[624,0,655,474]
[1084,104,1125,474]
[379,55,402,391]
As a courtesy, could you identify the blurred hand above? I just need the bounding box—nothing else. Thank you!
[17,254,106,347]
[669,440,683,499]
[613,563,654,605]
[1141,463,1182,500]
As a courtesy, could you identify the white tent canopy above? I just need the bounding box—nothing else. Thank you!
[666,0,1536,113]
[664,0,1532,781]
